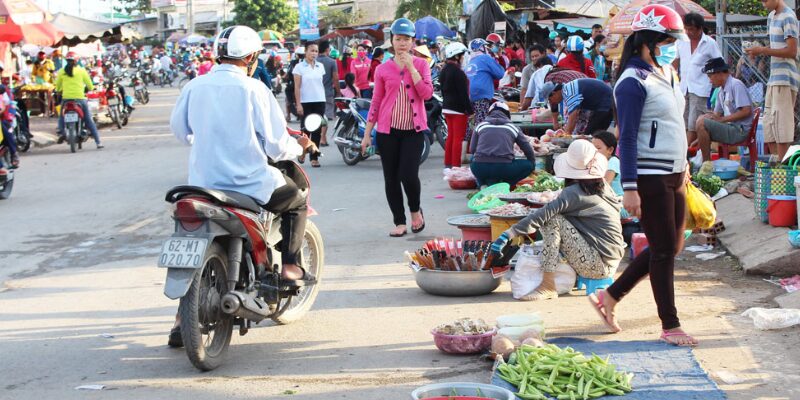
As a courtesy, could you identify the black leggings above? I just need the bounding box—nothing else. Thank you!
[263,177,307,265]
[606,173,686,330]
[301,102,326,161]
[376,129,424,226]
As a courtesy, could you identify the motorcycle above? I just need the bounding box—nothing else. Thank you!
[9,100,31,153]
[0,139,14,199]
[104,77,129,129]
[131,70,150,105]
[159,117,325,371]
[160,68,175,87]
[61,100,90,153]
[178,66,197,91]
[425,93,447,150]
[332,97,431,166]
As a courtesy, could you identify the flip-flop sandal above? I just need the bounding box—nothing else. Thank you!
[660,330,698,347]
[281,267,317,288]
[389,228,407,237]
[588,291,622,333]
[411,209,425,234]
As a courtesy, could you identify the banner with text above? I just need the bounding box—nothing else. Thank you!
[299,0,320,41]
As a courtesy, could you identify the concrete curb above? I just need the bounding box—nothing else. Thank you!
[31,131,57,148]
[715,194,800,276]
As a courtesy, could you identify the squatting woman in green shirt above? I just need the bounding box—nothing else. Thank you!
[54,52,102,148]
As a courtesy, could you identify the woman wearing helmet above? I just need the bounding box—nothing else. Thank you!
[486,33,509,69]
[360,18,434,237]
[465,38,505,143]
[440,42,472,170]
[55,52,102,149]
[590,5,697,347]
[556,36,596,78]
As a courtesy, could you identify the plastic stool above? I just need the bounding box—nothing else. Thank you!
[576,276,614,296]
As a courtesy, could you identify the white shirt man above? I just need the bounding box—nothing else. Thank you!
[676,29,721,135]
[170,64,303,204]
[159,54,173,71]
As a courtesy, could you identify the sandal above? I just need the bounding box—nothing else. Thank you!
[311,160,321,168]
[411,209,425,234]
[588,291,622,333]
[660,330,698,347]
[389,226,407,237]
[281,267,317,288]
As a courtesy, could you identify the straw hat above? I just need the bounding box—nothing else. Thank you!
[554,140,608,180]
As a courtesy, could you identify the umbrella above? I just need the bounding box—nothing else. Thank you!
[0,0,62,45]
[607,0,713,35]
[258,29,284,42]
[414,15,455,40]
[179,33,207,45]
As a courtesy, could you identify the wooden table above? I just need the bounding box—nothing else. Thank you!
[19,88,55,117]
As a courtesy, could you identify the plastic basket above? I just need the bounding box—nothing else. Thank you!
[449,178,478,190]
[467,183,510,212]
[431,329,496,354]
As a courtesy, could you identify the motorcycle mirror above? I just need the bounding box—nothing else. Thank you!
[303,113,325,132]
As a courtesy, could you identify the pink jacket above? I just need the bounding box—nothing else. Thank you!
[367,56,434,134]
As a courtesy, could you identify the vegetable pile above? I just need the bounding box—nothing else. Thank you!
[434,318,492,336]
[693,174,724,197]
[527,172,563,192]
[497,344,634,400]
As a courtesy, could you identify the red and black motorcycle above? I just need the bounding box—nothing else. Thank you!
[0,139,15,199]
[159,118,325,371]
[61,100,90,153]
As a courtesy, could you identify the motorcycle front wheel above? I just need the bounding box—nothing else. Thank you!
[420,135,431,165]
[272,221,324,324]
[0,152,12,199]
[340,126,364,166]
[435,116,447,149]
[14,125,31,153]
[179,242,234,371]
[110,107,122,129]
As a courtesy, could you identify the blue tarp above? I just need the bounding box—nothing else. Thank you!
[491,338,727,400]
[415,16,456,40]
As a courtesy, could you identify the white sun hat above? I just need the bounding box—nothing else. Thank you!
[554,139,608,180]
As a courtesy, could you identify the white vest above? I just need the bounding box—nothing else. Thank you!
[615,65,688,175]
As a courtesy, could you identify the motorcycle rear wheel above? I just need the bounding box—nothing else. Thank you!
[0,153,12,199]
[180,242,234,371]
[67,127,77,153]
[15,125,31,153]
[272,221,324,324]
[435,116,447,149]
[420,135,430,165]
[111,108,122,129]
[340,126,363,166]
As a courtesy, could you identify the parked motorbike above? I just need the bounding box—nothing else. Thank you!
[425,93,447,149]
[332,97,431,166]
[131,70,150,105]
[0,139,14,199]
[160,118,325,371]
[61,100,90,153]
[9,101,31,153]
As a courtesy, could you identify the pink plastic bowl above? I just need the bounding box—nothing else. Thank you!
[431,328,496,354]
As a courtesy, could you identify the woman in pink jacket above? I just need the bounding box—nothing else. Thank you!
[361,18,434,237]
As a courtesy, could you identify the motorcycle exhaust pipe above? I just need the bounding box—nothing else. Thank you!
[333,137,361,149]
[221,291,270,322]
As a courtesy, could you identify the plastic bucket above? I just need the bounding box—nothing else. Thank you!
[460,226,492,241]
[766,195,798,227]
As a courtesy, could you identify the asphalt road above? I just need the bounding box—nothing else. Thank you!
[0,87,798,399]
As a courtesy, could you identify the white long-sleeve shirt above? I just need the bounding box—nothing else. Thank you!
[170,64,304,204]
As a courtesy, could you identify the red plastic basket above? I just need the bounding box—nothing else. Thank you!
[431,329,496,354]
[449,179,478,190]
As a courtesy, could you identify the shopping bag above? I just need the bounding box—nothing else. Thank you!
[686,182,716,229]
[754,162,800,222]
[511,243,543,299]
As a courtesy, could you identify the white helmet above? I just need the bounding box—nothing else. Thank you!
[213,25,262,60]
[295,46,306,56]
[444,42,468,60]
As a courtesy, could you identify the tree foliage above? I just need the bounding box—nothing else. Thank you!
[698,0,768,17]
[231,0,298,33]
[114,0,152,15]
[321,6,365,28]
[395,0,463,26]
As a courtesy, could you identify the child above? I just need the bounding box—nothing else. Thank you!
[592,131,640,245]
[341,72,360,98]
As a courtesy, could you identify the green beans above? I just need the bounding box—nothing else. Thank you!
[496,344,634,400]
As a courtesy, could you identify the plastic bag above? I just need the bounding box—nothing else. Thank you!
[741,307,800,330]
[553,262,577,294]
[511,244,543,299]
[686,182,717,229]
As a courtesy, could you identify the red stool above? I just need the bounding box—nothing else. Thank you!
[719,108,761,172]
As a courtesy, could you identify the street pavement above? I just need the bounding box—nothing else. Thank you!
[1,87,799,399]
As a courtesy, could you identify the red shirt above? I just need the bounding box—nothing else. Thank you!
[349,57,371,90]
[337,58,352,80]
[556,53,597,79]
[368,59,381,82]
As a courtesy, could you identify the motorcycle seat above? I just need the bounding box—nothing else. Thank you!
[165,185,262,213]
[353,98,372,111]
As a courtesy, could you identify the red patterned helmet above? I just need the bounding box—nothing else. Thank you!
[66,51,77,60]
[486,33,504,45]
[630,4,688,41]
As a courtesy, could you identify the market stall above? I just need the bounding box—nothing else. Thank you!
[50,12,120,47]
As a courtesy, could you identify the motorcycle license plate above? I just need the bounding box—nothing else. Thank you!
[135,85,144,90]
[158,238,208,268]
[64,113,79,123]
[107,98,119,106]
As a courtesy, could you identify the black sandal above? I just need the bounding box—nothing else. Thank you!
[389,229,407,237]
[281,267,317,288]
[411,209,425,234]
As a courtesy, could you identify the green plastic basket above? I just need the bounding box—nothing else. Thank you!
[467,183,510,212]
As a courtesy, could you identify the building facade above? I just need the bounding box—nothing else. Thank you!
[151,0,234,40]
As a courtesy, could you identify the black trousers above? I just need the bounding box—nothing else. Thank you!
[263,175,307,265]
[376,129,423,226]
[582,109,614,136]
[301,101,326,161]
[606,173,686,330]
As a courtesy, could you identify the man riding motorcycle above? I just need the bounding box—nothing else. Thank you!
[168,25,318,347]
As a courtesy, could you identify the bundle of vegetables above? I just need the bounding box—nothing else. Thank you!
[529,172,563,192]
[693,174,724,197]
[497,344,634,400]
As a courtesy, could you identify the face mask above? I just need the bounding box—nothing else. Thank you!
[492,47,500,54]
[655,43,677,66]
[598,45,606,53]
[357,51,367,59]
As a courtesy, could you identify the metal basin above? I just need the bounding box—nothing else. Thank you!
[413,269,503,297]
[411,382,515,400]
